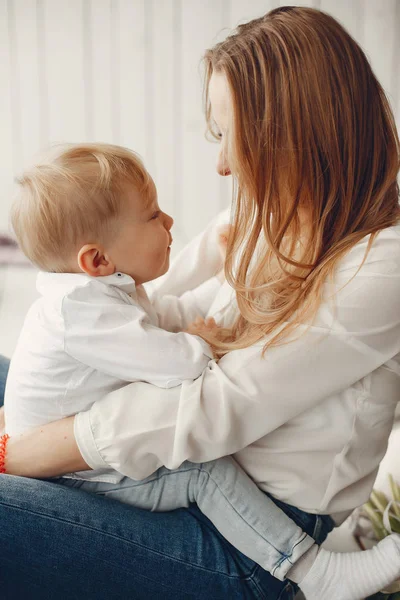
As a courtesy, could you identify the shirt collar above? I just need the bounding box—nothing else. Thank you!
[36,271,137,297]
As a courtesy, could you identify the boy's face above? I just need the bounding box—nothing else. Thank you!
[109,178,173,284]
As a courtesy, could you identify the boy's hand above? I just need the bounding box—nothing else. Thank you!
[185,317,218,337]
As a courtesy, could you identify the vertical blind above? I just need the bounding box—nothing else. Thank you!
[1,0,399,252]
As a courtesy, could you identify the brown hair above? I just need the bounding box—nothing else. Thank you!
[11,143,151,272]
[203,6,400,357]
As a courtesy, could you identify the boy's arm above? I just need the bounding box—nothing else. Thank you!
[63,285,213,388]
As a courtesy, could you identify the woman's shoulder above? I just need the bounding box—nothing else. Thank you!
[337,223,400,275]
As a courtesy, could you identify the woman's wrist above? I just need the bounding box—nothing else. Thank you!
[5,416,90,478]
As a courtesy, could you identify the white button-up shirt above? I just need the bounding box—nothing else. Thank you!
[74,210,400,521]
[5,271,219,480]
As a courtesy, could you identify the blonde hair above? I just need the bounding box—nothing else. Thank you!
[203,6,400,357]
[11,143,151,272]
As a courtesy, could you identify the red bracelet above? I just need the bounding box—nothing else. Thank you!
[0,433,10,474]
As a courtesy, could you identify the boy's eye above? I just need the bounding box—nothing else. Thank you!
[151,211,160,220]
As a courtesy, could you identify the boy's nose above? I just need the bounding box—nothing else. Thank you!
[164,213,174,230]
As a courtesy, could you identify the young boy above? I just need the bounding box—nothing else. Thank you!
[4,143,399,600]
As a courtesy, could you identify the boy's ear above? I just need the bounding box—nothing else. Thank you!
[77,244,115,277]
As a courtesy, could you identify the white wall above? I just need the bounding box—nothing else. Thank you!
[1,0,399,252]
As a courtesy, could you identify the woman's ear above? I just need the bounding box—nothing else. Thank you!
[77,244,115,277]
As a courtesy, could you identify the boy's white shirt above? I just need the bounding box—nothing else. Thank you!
[71,209,400,522]
[4,269,220,480]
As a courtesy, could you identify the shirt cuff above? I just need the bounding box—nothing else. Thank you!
[191,276,222,313]
[74,410,109,471]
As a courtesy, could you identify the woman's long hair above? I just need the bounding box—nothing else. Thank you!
[202,6,400,357]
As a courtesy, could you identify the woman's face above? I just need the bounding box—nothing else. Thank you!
[209,72,232,177]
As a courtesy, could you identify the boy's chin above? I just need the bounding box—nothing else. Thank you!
[147,253,171,283]
[160,253,171,274]
[161,258,170,276]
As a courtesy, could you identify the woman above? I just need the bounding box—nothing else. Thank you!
[1,7,400,599]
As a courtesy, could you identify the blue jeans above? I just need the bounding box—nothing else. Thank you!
[0,354,9,405]
[0,355,334,599]
[58,456,317,580]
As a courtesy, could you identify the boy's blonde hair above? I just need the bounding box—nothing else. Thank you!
[11,143,151,272]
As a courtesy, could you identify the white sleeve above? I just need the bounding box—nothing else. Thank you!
[63,284,213,388]
[151,277,222,332]
[148,208,230,298]
[74,236,400,479]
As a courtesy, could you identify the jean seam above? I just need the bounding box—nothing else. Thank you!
[0,497,256,581]
[247,567,269,600]
[249,567,296,600]
[312,515,321,539]
[271,532,308,576]
[277,582,296,600]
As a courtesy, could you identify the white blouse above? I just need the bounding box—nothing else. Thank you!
[5,271,219,482]
[74,210,400,522]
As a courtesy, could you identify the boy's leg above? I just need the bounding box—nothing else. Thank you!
[60,455,315,580]
[61,466,400,600]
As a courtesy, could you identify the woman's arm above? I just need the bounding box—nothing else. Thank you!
[152,224,229,331]
[72,237,400,479]
[5,416,88,477]
[5,233,400,480]
[148,208,229,298]
[151,277,222,332]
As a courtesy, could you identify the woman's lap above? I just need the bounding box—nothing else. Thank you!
[0,475,270,599]
[0,475,333,600]
[0,358,333,598]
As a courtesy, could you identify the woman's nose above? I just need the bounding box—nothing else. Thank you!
[216,147,231,176]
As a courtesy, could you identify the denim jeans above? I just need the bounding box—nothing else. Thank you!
[57,456,316,581]
[0,355,334,599]
[0,354,9,406]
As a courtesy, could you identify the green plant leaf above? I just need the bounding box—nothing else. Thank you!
[363,503,389,539]
[370,490,389,513]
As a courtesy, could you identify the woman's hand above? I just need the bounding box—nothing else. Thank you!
[185,316,219,338]
[216,224,232,282]
[4,416,90,478]
[217,224,231,260]
[184,317,221,356]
